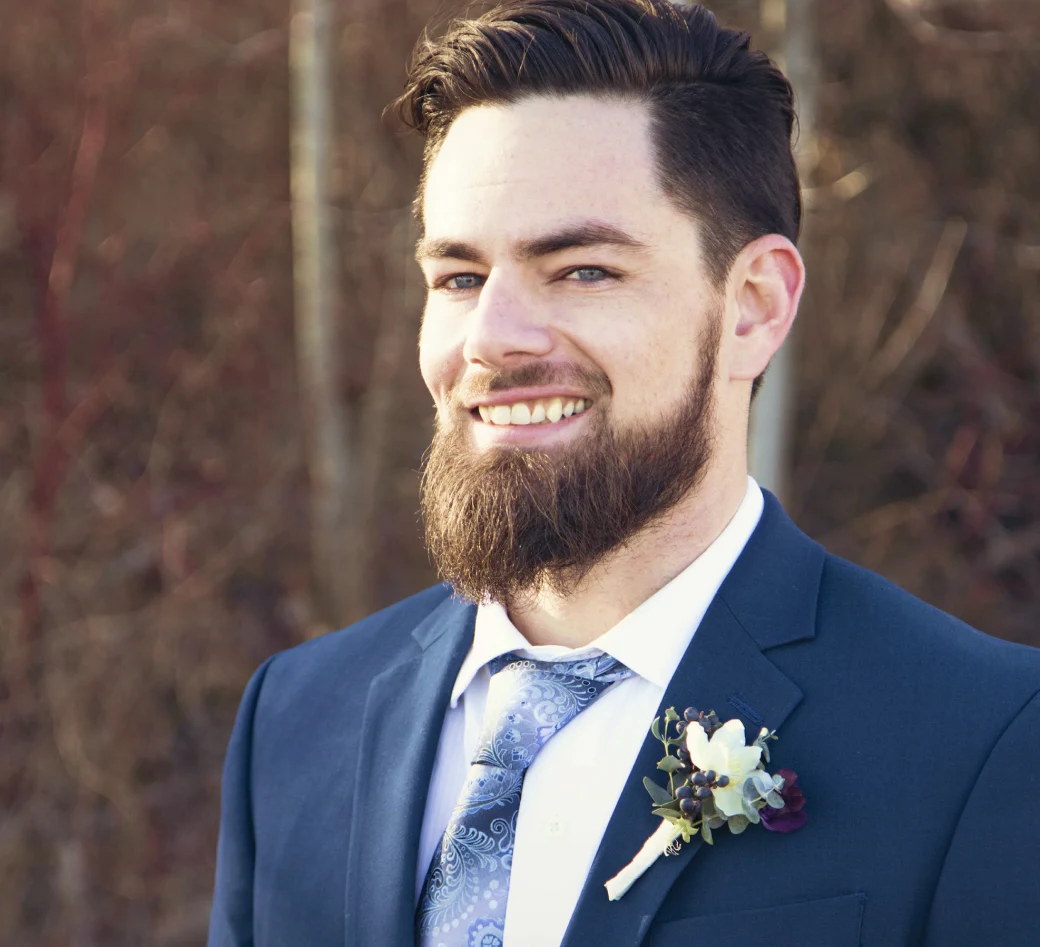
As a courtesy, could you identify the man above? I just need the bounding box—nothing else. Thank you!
[207,1,1040,944]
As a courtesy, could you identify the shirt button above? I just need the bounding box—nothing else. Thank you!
[548,818,567,837]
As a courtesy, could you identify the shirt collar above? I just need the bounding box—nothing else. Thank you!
[450,477,764,706]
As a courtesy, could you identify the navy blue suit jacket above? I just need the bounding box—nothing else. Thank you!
[208,493,1040,946]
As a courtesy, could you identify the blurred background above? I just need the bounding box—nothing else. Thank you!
[2,0,1039,942]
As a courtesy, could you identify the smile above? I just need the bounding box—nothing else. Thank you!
[474,397,590,426]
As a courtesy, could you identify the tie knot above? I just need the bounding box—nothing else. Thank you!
[473,651,635,770]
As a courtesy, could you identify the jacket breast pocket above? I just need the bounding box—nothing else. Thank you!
[651,892,866,947]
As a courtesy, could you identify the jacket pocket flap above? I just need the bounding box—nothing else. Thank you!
[652,892,866,946]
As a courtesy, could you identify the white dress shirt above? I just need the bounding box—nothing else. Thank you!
[416,477,764,945]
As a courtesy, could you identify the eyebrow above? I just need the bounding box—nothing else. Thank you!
[414,221,651,265]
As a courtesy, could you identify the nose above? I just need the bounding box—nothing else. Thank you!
[462,271,553,369]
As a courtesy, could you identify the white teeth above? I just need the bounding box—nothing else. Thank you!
[510,403,532,425]
[478,397,589,425]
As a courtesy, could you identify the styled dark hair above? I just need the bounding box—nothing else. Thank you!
[393,0,802,285]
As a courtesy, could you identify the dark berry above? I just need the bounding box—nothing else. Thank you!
[716,775,730,787]
[674,721,687,736]
[691,771,708,787]
[683,707,699,722]
[696,786,713,800]
[704,770,717,783]
[679,797,698,816]
[676,747,690,763]
[675,785,693,800]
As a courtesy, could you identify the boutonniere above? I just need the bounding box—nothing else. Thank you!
[605,706,807,901]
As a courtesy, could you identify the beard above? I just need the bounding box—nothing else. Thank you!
[420,312,721,605]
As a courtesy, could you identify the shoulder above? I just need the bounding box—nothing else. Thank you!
[290,582,454,660]
[254,583,457,707]
[815,551,1040,713]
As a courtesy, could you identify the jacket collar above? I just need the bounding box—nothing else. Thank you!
[343,591,477,947]
[560,491,824,947]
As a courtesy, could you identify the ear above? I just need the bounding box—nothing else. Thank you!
[727,234,805,384]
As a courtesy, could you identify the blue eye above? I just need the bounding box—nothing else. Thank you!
[439,274,484,291]
[565,267,608,282]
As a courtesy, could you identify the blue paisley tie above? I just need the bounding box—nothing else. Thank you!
[415,651,635,947]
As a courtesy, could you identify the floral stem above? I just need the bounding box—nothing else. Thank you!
[604,820,683,901]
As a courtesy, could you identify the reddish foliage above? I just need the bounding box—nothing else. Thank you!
[0,0,1037,942]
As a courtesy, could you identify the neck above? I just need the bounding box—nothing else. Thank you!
[505,458,750,648]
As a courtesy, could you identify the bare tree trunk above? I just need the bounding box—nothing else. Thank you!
[749,0,818,503]
[289,0,365,627]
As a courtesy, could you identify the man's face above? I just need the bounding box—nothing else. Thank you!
[417,94,722,453]
[416,95,725,602]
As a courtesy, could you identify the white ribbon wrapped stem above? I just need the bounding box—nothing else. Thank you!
[604,819,684,901]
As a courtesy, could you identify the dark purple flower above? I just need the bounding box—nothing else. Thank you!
[759,768,807,834]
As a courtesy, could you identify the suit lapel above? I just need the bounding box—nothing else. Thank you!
[561,493,825,947]
[343,593,476,947]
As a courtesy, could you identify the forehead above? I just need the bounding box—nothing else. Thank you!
[421,95,679,246]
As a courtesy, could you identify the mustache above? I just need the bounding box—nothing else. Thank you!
[450,361,613,406]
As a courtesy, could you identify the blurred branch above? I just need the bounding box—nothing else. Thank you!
[884,0,1039,51]
[290,0,367,626]
[842,490,947,539]
[802,164,873,209]
[20,66,109,709]
[864,217,968,389]
[128,16,288,67]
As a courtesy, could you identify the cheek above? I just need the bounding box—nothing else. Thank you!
[602,318,701,420]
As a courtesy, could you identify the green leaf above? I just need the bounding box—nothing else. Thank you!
[643,776,674,806]
[652,807,682,824]
[664,706,679,724]
[741,796,762,823]
[750,771,775,797]
[753,728,778,764]
[765,790,785,809]
[657,755,685,774]
[650,717,662,741]
[727,814,750,835]
[700,819,714,845]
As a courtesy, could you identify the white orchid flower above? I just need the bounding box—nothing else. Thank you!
[685,718,763,818]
